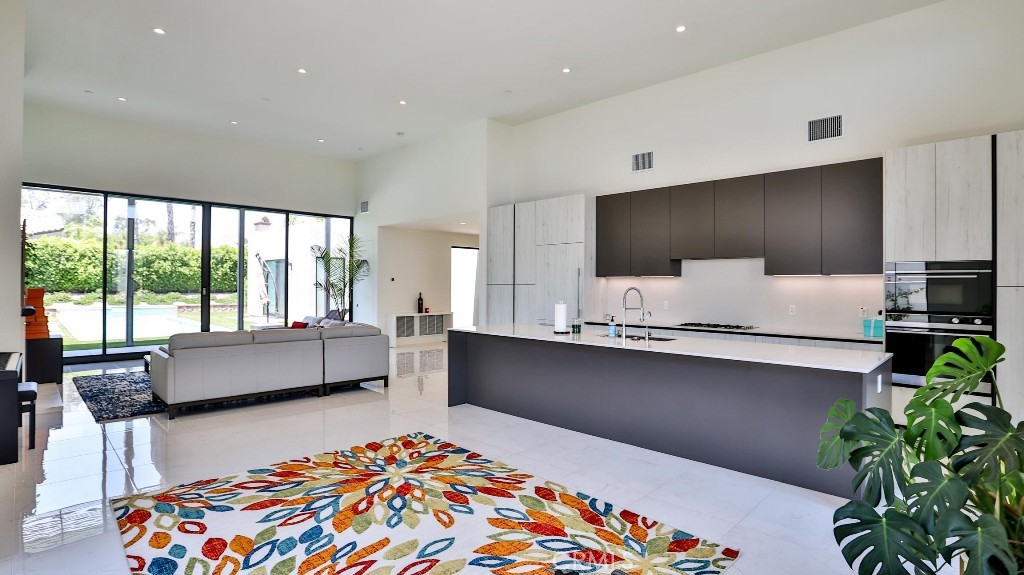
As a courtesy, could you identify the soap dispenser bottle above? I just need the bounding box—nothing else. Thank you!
[608,316,617,338]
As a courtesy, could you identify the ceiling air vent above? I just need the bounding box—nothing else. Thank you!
[808,115,843,142]
[359,201,370,214]
[631,151,654,172]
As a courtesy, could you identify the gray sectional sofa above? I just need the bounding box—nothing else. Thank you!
[150,324,389,418]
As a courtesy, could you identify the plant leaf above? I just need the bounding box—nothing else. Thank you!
[833,500,936,575]
[904,398,963,460]
[904,461,969,535]
[951,403,1024,484]
[938,512,1014,575]
[916,337,1004,404]
[818,399,858,470]
[844,407,908,506]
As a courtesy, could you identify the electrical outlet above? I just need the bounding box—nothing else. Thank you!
[663,300,669,310]
[788,305,797,316]
[859,307,867,318]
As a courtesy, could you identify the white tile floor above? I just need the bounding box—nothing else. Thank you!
[0,344,857,575]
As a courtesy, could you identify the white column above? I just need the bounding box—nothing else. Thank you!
[0,0,25,352]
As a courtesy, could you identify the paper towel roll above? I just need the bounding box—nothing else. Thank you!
[554,301,568,333]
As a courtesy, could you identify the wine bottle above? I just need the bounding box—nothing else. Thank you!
[417,292,424,314]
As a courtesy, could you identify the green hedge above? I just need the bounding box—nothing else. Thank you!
[25,237,242,294]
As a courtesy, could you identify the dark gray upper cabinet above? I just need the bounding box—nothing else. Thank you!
[822,158,883,275]
[765,167,822,275]
[670,182,715,259]
[630,188,679,276]
[714,175,765,258]
[596,193,631,276]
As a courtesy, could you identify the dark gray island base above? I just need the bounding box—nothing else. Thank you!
[448,327,892,498]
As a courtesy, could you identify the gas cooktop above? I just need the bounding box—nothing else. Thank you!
[678,322,758,330]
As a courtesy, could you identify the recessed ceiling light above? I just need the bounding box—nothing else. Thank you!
[153,28,166,35]
[459,222,467,225]
[83,90,93,94]
[396,132,405,137]
[297,68,307,74]
[562,68,571,74]
[504,90,513,95]
[399,100,407,105]
[317,139,325,143]
[117,97,127,102]
[229,120,238,125]
[676,25,687,32]
[358,147,364,151]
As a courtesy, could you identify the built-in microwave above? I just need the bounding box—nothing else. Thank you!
[884,261,993,391]
[884,260,992,317]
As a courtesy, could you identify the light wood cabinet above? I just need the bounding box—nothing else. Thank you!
[997,287,1024,418]
[998,130,1024,286]
[486,204,514,284]
[486,284,514,325]
[514,202,536,284]
[535,243,583,323]
[514,284,537,324]
[884,143,936,262]
[936,135,992,260]
[535,195,585,245]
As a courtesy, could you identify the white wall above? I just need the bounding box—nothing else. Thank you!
[23,102,357,215]
[375,227,478,329]
[512,0,1024,199]
[0,0,26,352]
[353,120,490,325]
[602,260,883,336]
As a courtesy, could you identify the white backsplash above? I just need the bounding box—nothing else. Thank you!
[597,258,884,335]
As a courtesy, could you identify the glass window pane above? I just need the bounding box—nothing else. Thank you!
[130,199,204,347]
[20,188,105,355]
[328,217,353,319]
[288,214,327,324]
[244,211,287,327]
[105,197,129,350]
[451,247,479,328]
[211,207,244,331]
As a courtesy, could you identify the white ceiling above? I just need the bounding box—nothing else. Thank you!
[24,0,939,161]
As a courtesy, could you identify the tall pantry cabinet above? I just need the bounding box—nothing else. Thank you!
[997,130,1024,419]
[485,195,587,326]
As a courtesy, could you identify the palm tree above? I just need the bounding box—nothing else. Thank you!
[311,234,369,321]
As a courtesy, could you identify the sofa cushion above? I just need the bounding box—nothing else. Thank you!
[319,323,382,339]
[301,316,323,327]
[167,331,253,354]
[318,319,346,328]
[252,328,322,344]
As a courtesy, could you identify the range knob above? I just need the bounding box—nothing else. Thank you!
[974,318,983,325]
[951,318,960,324]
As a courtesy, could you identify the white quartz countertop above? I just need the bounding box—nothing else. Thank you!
[451,324,892,374]
[586,320,884,343]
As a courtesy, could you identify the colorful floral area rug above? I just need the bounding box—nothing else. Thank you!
[111,432,739,574]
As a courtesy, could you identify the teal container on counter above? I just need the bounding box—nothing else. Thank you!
[862,318,884,338]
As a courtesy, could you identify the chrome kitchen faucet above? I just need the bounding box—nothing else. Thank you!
[621,286,651,346]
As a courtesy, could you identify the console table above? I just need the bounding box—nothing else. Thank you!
[385,312,453,347]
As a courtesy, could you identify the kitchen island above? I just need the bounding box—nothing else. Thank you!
[448,324,892,497]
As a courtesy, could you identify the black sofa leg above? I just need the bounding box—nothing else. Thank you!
[168,406,176,420]
[383,376,389,388]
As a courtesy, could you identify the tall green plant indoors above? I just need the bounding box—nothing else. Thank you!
[311,234,369,321]
[818,336,1024,575]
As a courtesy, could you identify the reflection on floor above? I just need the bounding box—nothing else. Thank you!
[0,344,856,575]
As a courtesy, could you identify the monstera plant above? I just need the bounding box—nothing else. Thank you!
[818,336,1024,575]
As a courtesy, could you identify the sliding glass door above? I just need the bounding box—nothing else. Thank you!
[21,185,352,358]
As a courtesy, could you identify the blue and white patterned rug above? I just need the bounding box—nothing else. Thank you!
[72,372,167,422]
